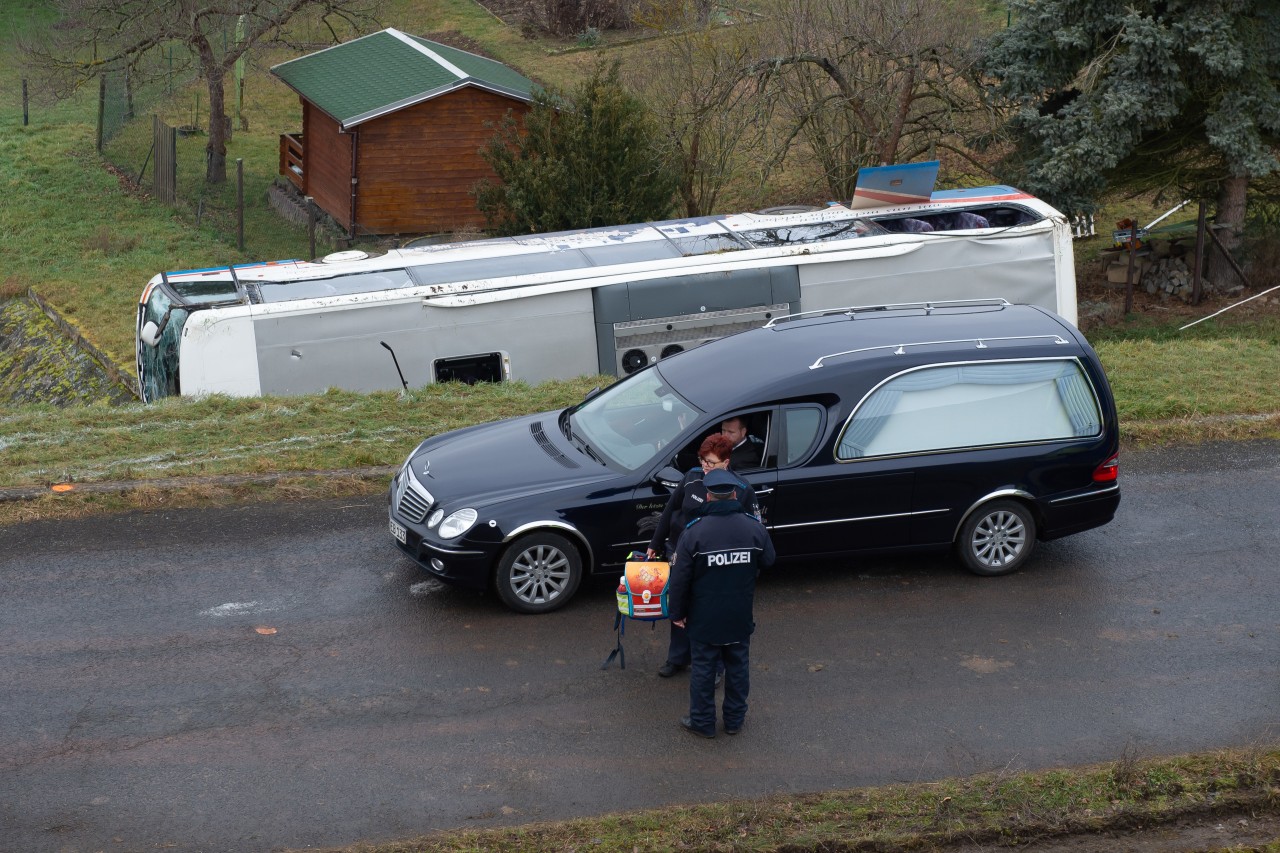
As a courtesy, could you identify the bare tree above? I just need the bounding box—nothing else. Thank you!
[632,6,771,216]
[24,0,376,184]
[749,0,994,201]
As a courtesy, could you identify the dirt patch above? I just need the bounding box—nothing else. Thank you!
[945,810,1280,852]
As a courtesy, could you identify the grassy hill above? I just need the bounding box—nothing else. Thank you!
[0,0,1276,510]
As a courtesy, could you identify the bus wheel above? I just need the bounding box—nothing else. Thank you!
[495,532,582,613]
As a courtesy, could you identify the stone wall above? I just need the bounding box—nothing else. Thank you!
[0,297,137,407]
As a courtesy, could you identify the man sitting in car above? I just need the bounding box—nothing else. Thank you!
[721,416,763,470]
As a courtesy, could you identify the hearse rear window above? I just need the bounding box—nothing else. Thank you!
[837,359,1101,459]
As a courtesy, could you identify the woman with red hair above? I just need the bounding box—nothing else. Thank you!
[646,432,759,678]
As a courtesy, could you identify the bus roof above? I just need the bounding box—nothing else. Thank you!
[148,186,1057,307]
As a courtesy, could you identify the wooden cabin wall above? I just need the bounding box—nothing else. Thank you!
[303,102,355,230]
[354,88,529,235]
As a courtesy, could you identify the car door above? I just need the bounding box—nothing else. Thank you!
[765,403,915,557]
[564,476,663,573]
[623,406,778,557]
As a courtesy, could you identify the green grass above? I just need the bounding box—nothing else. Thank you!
[0,334,1276,495]
[1100,337,1280,420]
[297,745,1280,852]
[0,376,604,487]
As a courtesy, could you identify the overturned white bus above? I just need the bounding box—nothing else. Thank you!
[136,183,1077,401]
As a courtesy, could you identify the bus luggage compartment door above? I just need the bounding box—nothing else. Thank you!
[592,267,800,376]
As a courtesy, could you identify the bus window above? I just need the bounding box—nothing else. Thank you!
[738,217,874,247]
[434,353,506,385]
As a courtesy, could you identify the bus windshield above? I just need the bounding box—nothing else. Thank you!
[168,278,241,305]
[137,286,187,402]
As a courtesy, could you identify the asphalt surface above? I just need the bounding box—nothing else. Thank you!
[1,440,1278,852]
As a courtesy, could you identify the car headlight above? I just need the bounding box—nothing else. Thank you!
[427,508,444,528]
[437,508,478,540]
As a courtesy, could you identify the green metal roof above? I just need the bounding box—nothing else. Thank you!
[271,28,535,129]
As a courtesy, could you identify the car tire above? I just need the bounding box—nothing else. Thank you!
[494,532,583,614]
[956,499,1037,576]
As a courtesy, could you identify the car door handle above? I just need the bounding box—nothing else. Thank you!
[754,487,774,496]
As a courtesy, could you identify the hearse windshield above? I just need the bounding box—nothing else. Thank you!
[566,368,700,471]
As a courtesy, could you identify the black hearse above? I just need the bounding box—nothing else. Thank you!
[389,299,1120,613]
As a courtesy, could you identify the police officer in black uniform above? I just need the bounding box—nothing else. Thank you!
[646,434,758,678]
[669,468,775,738]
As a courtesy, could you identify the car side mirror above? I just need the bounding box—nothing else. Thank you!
[654,466,683,489]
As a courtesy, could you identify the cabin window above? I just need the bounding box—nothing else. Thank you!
[837,359,1102,460]
[434,353,506,385]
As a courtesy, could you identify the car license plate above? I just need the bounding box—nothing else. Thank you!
[389,517,407,544]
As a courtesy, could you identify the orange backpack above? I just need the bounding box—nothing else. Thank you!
[602,553,670,669]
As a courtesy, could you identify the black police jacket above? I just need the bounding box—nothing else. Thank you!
[669,502,776,645]
[647,467,759,555]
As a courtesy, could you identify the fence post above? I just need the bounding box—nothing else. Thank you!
[169,118,177,201]
[22,79,28,126]
[125,65,134,120]
[1191,201,1207,305]
[96,75,106,152]
[307,196,316,260]
[1124,218,1138,315]
[236,158,245,252]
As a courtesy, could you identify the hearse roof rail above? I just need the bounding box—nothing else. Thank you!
[808,333,1071,370]
[766,298,1011,328]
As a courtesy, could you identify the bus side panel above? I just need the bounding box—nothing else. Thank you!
[424,290,599,384]
[180,312,262,397]
[251,290,599,394]
[796,229,1058,315]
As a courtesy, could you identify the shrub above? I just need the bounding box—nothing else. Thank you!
[474,60,678,236]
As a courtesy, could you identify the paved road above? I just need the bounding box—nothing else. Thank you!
[2,442,1278,852]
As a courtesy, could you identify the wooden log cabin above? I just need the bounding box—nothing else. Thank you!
[271,29,535,236]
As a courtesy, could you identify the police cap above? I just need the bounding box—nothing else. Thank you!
[704,469,739,495]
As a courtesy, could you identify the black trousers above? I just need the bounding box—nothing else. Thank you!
[687,638,750,734]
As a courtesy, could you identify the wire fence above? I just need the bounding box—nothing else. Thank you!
[98,48,204,192]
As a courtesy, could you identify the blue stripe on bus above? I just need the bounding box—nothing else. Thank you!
[165,260,302,276]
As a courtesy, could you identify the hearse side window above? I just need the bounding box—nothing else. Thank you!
[837,360,1101,460]
[780,406,823,466]
[434,353,506,385]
